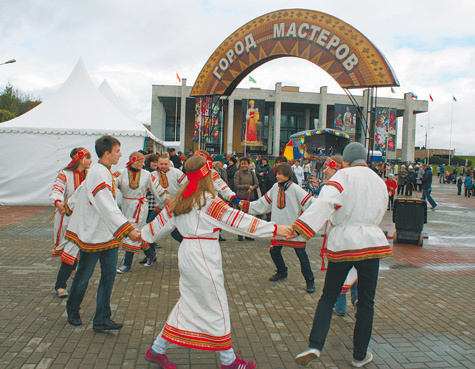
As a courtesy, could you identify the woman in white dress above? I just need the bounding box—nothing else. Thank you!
[141,156,288,369]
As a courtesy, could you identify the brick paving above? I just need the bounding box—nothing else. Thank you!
[0,182,474,368]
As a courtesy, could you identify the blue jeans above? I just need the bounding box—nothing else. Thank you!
[270,246,314,280]
[55,260,78,290]
[334,283,358,315]
[422,188,437,208]
[308,258,380,361]
[66,248,119,325]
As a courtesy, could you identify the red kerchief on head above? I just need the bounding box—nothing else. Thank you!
[126,154,145,166]
[68,148,90,166]
[324,157,342,171]
[183,162,211,198]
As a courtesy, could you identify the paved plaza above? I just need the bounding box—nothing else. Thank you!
[0,183,474,368]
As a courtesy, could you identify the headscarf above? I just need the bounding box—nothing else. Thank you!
[67,148,90,167]
[182,160,212,198]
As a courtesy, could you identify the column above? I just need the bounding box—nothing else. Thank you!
[305,108,310,130]
[179,78,187,153]
[318,86,327,129]
[226,96,234,154]
[401,92,416,163]
[273,83,282,157]
[267,106,274,155]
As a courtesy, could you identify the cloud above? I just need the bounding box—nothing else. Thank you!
[1,0,475,154]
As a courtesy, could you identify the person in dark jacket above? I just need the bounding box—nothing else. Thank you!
[405,165,416,196]
[421,164,437,209]
[226,156,238,193]
[261,156,298,195]
[256,157,271,192]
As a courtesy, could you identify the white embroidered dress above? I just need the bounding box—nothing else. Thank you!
[49,170,85,265]
[114,168,167,253]
[141,195,276,351]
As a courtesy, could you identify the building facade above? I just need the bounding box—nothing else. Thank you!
[151,79,428,162]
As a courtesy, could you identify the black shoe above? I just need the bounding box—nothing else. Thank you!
[269,272,288,282]
[306,278,316,293]
[237,236,244,241]
[67,311,82,326]
[245,237,254,241]
[219,235,226,242]
[138,257,148,264]
[93,320,123,331]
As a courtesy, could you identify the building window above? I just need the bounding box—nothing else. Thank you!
[280,114,306,143]
[165,116,180,141]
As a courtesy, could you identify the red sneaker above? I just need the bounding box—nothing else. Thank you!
[221,353,256,369]
[144,348,177,369]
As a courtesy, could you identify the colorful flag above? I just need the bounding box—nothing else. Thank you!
[411,93,418,99]
[249,75,257,83]
[390,87,395,94]
[453,95,457,101]
[176,73,181,83]
[429,94,433,102]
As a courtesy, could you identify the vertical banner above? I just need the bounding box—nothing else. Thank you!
[193,97,221,144]
[334,104,356,136]
[241,99,265,146]
[375,107,397,151]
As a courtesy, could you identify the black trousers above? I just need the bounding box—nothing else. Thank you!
[308,258,380,361]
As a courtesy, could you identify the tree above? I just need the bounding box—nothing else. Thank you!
[0,84,42,122]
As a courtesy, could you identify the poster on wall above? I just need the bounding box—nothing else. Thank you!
[375,107,397,151]
[193,97,221,145]
[333,104,356,135]
[241,99,265,146]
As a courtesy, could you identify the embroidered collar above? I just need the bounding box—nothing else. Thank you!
[278,179,292,191]
[98,160,111,169]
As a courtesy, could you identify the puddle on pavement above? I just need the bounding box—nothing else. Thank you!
[421,263,475,273]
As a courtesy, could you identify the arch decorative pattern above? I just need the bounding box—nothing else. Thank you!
[191,9,399,97]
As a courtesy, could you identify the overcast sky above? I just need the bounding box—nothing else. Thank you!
[1,0,474,155]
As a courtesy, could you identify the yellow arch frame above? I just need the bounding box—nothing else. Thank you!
[191,9,399,97]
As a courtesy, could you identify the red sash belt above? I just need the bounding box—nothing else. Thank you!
[123,196,148,223]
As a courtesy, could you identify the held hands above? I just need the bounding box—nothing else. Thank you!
[275,225,296,238]
[238,200,245,209]
[55,201,66,215]
[164,194,171,204]
[128,228,142,242]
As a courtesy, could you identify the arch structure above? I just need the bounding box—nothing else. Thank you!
[191,9,399,97]
[297,129,352,155]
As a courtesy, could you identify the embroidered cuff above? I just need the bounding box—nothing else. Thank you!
[231,196,240,205]
[273,224,277,237]
[292,219,316,240]
[242,200,250,213]
[114,222,135,241]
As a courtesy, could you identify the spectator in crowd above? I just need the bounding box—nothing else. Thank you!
[292,159,305,187]
[397,165,408,195]
[421,164,437,209]
[168,147,182,169]
[226,156,238,193]
[256,156,271,192]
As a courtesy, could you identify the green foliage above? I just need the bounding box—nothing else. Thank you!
[0,84,42,122]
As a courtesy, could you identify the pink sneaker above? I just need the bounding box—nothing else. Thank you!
[144,348,177,369]
[221,353,256,369]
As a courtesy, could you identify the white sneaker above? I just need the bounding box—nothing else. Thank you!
[352,352,373,367]
[295,348,321,366]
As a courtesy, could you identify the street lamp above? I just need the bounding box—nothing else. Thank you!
[420,125,434,164]
[0,59,16,65]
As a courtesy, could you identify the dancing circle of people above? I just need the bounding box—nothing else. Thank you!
[49,136,392,368]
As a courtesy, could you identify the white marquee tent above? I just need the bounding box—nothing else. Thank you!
[0,59,163,206]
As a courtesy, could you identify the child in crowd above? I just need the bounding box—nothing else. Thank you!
[50,147,92,298]
[464,175,473,198]
[385,173,398,210]
[141,156,288,369]
[239,163,316,293]
[115,152,170,273]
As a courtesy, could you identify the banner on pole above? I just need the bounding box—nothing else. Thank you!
[241,99,265,146]
[334,104,357,136]
[193,97,221,144]
[375,107,397,152]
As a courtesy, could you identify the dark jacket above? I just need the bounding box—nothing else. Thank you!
[169,154,182,169]
[421,167,433,190]
[261,166,298,194]
[227,164,238,192]
[256,163,271,187]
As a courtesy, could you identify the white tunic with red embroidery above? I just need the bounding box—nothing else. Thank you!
[292,164,392,262]
[242,182,314,248]
[152,167,186,199]
[114,168,167,253]
[141,195,276,351]
[49,170,85,265]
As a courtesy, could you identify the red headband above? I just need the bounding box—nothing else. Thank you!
[68,148,90,166]
[127,154,145,166]
[183,161,212,198]
[324,157,342,171]
[194,151,213,169]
